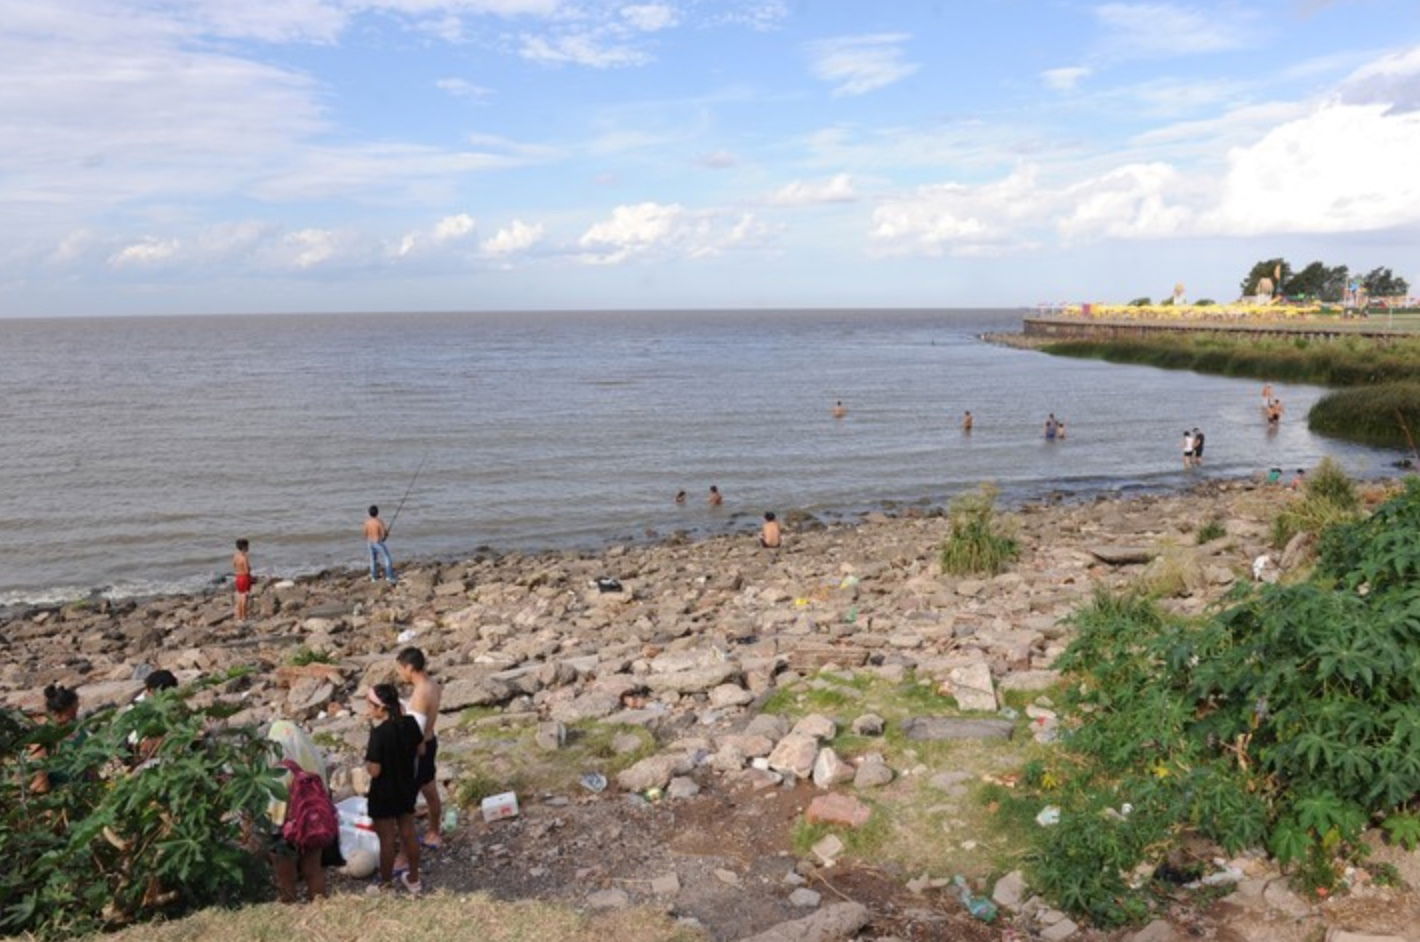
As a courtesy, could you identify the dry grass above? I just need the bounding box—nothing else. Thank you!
[95,892,701,942]
[1135,542,1206,598]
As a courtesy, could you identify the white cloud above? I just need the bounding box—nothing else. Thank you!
[395,213,477,257]
[481,219,545,256]
[1042,66,1091,92]
[283,228,337,269]
[1203,101,1420,235]
[1340,43,1420,113]
[250,144,538,202]
[49,229,95,264]
[108,237,182,268]
[807,34,919,97]
[696,150,738,169]
[621,3,677,32]
[436,77,494,100]
[1057,163,1191,240]
[520,32,651,67]
[767,173,857,206]
[433,213,477,241]
[870,167,1043,257]
[578,202,767,264]
[1094,3,1252,58]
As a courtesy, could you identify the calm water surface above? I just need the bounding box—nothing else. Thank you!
[0,309,1397,603]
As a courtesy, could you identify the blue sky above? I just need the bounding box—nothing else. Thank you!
[3,0,1420,316]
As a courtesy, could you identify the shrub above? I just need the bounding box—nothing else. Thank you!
[1028,483,1420,925]
[1128,296,1151,307]
[0,685,281,938]
[1195,518,1226,544]
[1135,543,1204,598]
[1272,457,1361,547]
[1308,382,1420,450]
[939,484,1019,576]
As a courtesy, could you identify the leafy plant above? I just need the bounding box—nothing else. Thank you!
[1272,458,1361,548]
[939,483,1019,576]
[288,647,333,666]
[0,687,281,938]
[1025,482,1420,924]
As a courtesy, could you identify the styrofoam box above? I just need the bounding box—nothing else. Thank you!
[481,791,519,822]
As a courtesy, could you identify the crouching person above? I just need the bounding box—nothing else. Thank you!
[364,684,423,895]
[267,720,338,902]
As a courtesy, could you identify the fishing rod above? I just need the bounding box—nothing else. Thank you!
[386,452,429,536]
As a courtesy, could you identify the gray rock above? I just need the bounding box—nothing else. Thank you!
[534,721,566,751]
[811,747,855,788]
[791,713,838,741]
[650,873,681,896]
[992,870,1027,912]
[616,753,691,792]
[1041,918,1079,941]
[745,713,791,740]
[943,662,997,712]
[441,677,512,711]
[667,776,701,799]
[902,716,1014,741]
[853,755,894,789]
[735,902,870,942]
[766,733,820,779]
[644,663,739,694]
[998,670,1062,692]
[709,683,754,708]
[1126,920,1186,942]
[788,888,822,908]
[811,833,845,865]
[585,888,630,910]
[850,713,885,736]
[611,732,645,755]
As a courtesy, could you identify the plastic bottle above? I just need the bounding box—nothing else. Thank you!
[952,875,998,922]
[441,807,458,834]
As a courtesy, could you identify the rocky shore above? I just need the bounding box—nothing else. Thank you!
[6,476,1414,941]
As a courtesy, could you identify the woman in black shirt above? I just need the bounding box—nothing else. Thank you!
[364,684,423,894]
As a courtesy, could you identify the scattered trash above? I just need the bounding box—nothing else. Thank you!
[1102,802,1133,822]
[594,577,623,593]
[839,576,860,590]
[794,597,810,608]
[844,607,858,624]
[580,772,608,793]
[644,787,663,801]
[480,791,520,823]
[1035,805,1061,827]
[396,628,419,643]
[998,706,1019,720]
[441,807,459,833]
[952,875,998,922]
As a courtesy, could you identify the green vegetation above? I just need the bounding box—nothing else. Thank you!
[940,483,1020,576]
[1128,296,1151,307]
[1239,256,1407,300]
[287,647,333,666]
[1271,457,1361,548]
[1022,481,1420,927]
[1307,382,1420,451]
[1,686,280,938]
[1195,517,1226,544]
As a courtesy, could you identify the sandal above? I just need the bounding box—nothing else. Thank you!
[419,834,443,850]
[401,872,423,896]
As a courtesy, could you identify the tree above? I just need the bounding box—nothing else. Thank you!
[1240,258,1292,298]
[1362,267,1410,297]
[1287,261,1349,302]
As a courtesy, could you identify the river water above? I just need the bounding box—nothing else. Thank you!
[0,308,1396,603]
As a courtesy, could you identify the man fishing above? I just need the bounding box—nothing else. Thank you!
[364,506,397,584]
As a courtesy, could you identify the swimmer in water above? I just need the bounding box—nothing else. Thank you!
[832,400,846,419]
[962,411,973,432]
[674,490,686,505]
[708,485,723,507]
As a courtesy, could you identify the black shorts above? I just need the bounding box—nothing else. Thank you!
[415,736,438,787]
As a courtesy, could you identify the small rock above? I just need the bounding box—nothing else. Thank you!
[812,747,855,788]
[1089,545,1153,565]
[902,716,1013,741]
[992,870,1027,912]
[736,903,869,942]
[766,733,820,779]
[650,873,681,896]
[534,721,566,751]
[1261,879,1312,918]
[1126,920,1187,942]
[714,868,740,885]
[1041,918,1079,941]
[805,793,872,829]
[792,713,838,741]
[709,683,754,708]
[586,888,630,910]
[853,755,894,789]
[788,888,822,908]
[667,776,700,800]
[851,713,885,736]
[811,833,845,865]
[611,732,645,755]
[941,662,997,712]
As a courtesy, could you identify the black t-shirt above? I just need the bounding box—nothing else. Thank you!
[364,715,422,818]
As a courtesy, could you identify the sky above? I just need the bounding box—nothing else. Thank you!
[3,0,1420,316]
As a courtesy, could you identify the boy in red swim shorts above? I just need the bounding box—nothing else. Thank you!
[233,538,252,621]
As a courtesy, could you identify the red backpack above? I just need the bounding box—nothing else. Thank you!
[279,760,338,852]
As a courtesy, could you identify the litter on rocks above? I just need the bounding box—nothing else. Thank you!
[580,772,608,793]
[1035,805,1061,827]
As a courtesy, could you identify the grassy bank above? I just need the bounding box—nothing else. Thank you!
[1038,333,1420,449]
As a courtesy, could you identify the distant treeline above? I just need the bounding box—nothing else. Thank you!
[1040,333,1420,451]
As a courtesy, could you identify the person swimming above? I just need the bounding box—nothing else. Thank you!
[708,485,723,507]
[831,400,846,419]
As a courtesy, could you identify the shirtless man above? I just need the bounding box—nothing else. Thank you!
[233,539,252,621]
[962,411,973,432]
[832,400,846,419]
[396,647,443,848]
[760,512,782,548]
[1262,383,1273,405]
[708,485,723,507]
[364,505,397,583]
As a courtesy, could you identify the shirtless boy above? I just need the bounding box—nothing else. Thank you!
[962,411,973,432]
[708,485,723,507]
[760,512,782,548]
[364,505,397,583]
[832,400,846,419]
[396,647,443,848]
[233,539,252,621]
